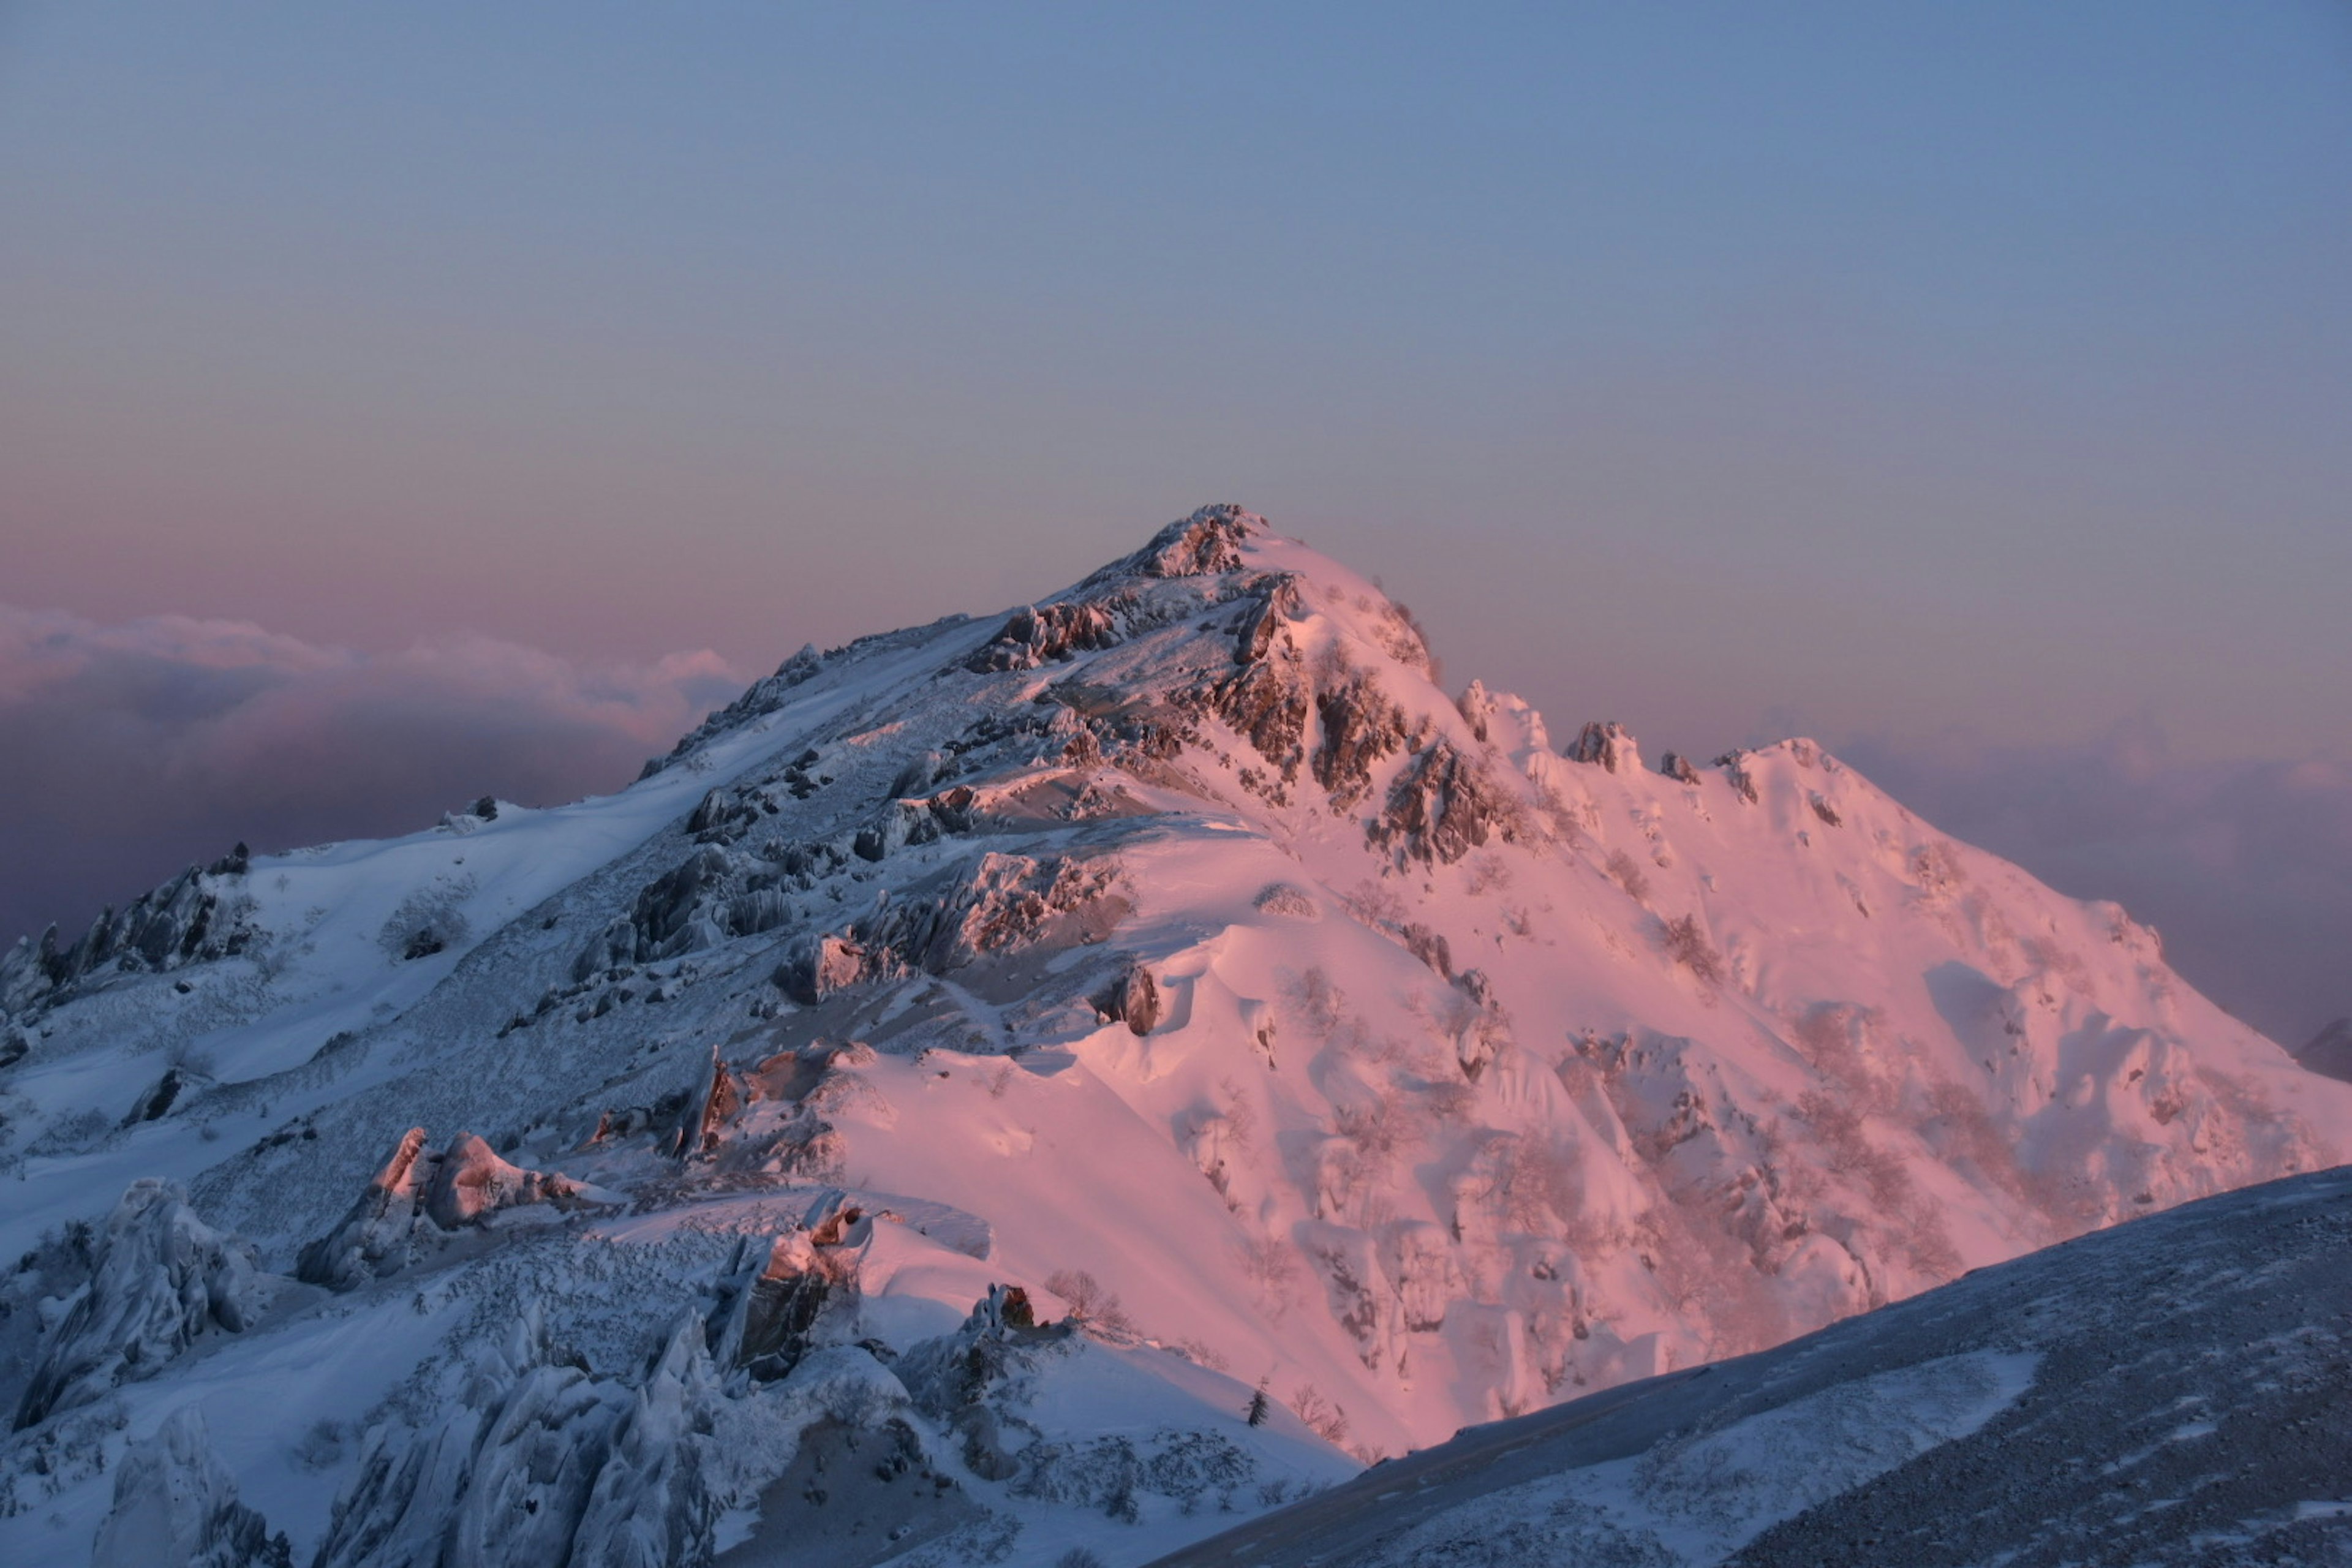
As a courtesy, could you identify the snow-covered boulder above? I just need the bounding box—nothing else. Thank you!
[315,1306,722,1568]
[14,1181,267,1430]
[91,1407,288,1568]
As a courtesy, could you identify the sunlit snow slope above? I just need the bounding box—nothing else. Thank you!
[1153,1163,2352,1568]
[2,507,2342,1567]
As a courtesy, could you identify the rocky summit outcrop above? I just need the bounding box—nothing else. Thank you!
[1,505,2342,1567]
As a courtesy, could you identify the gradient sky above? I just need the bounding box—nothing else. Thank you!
[2,4,2348,1034]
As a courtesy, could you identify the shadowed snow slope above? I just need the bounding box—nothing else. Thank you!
[1,507,2345,1567]
[1150,1163,2352,1568]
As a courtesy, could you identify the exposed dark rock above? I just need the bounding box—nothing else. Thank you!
[1371,741,1522,865]
[1659,752,1702,785]
[1095,963,1162,1036]
[1398,923,1452,979]
[776,851,1123,1011]
[1715,749,1761,804]
[1567,721,1640,775]
[423,1133,585,1225]
[675,1053,744,1158]
[124,1065,201,1125]
[0,862,258,1016]
[1101,503,1260,581]
[775,933,885,1006]
[710,1215,865,1381]
[295,1128,434,1289]
[297,1128,585,1289]
[1313,675,1414,812]
[1455,680,1496,744]
[1232,573,1303,666]
[965,602,1120,673]
[631,844,733,958]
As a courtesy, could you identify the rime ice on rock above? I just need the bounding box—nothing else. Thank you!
[91,1408,288,1568]
[296,1129,586,1291]
[14,1180,268,1430]
[312,1305,723,1568]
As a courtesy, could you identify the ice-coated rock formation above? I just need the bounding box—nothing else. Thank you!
[90,1408,288,1568]
[313,1305,722,1568]
[14,1180,267,1430]
[297,1129,588,1291]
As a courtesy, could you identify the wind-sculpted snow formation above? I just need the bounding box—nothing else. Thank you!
[1,507,2344,1566]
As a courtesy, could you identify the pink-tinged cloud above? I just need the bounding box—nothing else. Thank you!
[0,604,745,950]
[1840,720,2352,1050]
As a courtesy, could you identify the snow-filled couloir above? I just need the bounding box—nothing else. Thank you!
[1,506,2343,1566]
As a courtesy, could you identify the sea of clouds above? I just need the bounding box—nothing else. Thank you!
[2,604,2342,1049]
[0,603,742,962]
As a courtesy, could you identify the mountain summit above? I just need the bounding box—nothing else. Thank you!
[2,506,2342,1566]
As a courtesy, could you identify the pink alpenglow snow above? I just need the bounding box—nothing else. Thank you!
[0,506,2342,1567]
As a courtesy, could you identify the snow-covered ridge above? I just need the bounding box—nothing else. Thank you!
[2,503,2343,1566]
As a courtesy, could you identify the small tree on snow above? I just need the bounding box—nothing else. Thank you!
[1246,1378,1272,1427]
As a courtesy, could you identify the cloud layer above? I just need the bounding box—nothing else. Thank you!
[1842,720,2352,1049]
[0,604,744,956]
[3,605,2342,1051]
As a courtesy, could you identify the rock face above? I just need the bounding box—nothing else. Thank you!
[1567,722,1640,775]
[295,1128,434,1290]
[14,1180,268,1430]
[0,859,261,1018]
[91,1408,288,1568]
[423,1134,584,1229]
[1095,962,1162,1036]
[296,1129,586,1291]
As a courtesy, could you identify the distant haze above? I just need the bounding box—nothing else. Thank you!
[2,6,2345,1036]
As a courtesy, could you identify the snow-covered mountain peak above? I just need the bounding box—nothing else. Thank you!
[2,505,2345,1566]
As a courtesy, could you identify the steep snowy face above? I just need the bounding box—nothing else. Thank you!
[2,505,2345,1565]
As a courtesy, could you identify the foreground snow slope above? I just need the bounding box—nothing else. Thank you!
[1151,1161,2352,1568]
[1,506,2343,1566]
